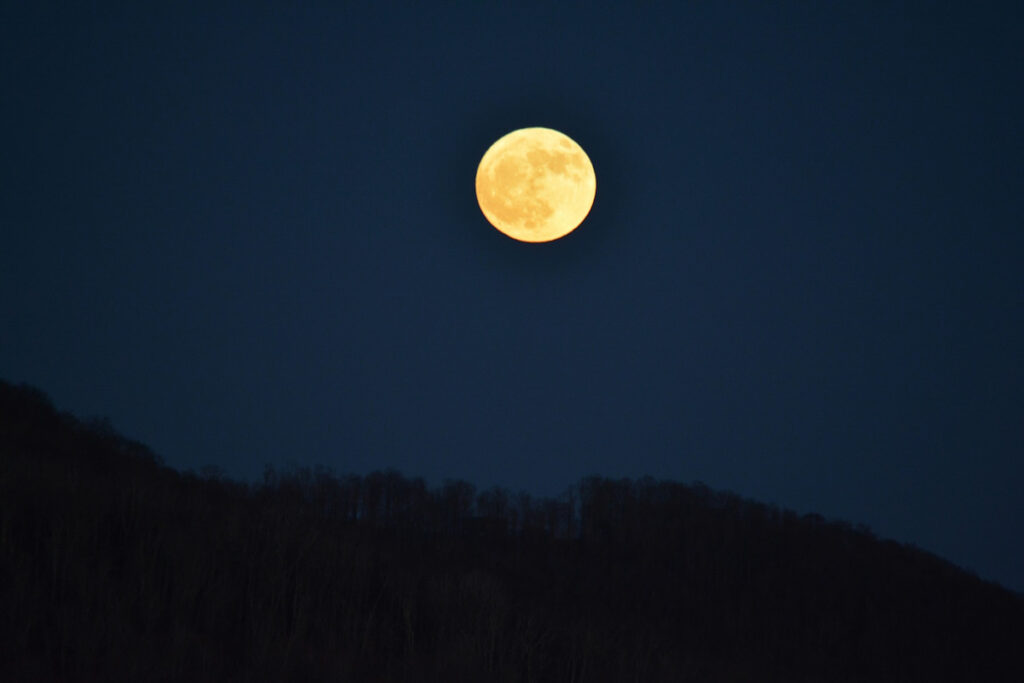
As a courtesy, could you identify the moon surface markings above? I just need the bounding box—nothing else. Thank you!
[475,128,596,242]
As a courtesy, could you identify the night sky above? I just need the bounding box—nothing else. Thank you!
[2,4,1021,592]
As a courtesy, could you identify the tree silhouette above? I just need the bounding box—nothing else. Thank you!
[1,378,1022,682]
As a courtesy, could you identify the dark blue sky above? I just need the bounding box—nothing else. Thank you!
[2,3,1021,591]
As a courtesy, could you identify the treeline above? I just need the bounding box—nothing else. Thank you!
[1,379,1022,682]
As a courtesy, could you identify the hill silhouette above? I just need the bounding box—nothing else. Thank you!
[1,379,1021,682]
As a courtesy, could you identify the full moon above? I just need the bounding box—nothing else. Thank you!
[475,127,596,243]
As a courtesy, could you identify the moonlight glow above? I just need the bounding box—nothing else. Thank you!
[475,127,596,243]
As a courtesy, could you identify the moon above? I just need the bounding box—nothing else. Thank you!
[475,127,596,243]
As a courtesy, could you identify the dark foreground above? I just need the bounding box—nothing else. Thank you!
[1,380,1022,682]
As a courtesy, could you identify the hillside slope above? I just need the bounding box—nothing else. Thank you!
[1,380,1022,682]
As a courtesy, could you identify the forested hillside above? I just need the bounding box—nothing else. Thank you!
[2,379,1021,682]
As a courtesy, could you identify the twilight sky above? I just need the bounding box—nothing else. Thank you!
[2,3,1022,591]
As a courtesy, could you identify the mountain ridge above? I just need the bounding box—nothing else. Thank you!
[1,379,1021,682]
